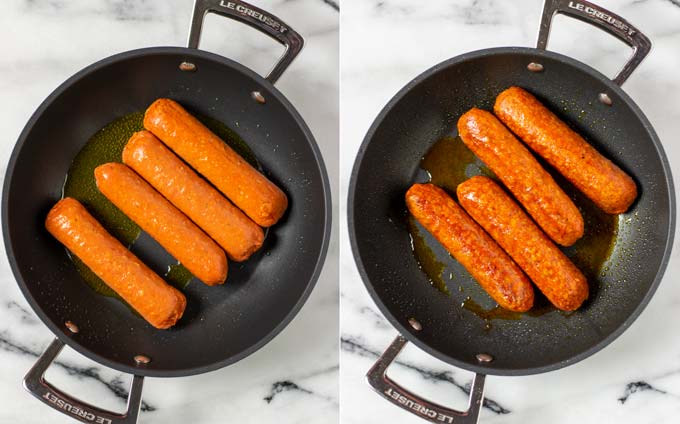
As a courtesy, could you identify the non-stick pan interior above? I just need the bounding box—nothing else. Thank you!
[3,47,330,377]
[349,47,674,376]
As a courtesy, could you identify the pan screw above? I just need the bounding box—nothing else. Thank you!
[134,355,151,365]
[64,321,79,334]
[179,61,197,72]
[476,353,494,363]
[252,91,266,104]
[598,93,612,106]
[527,62,544,72]
[408,318,422,331]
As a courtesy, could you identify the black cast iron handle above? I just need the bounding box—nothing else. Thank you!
[188,0,304,84]
[537,0,651,85]
[24,338,144,424]
[367,335,486,424]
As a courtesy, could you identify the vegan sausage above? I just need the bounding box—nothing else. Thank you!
[45,198,186,329]
[123,131,264,262]
[458,176,588,311]
[144,98,288,227]
[457,108,584,246]
[406,183,534,312]
[494,86,637,214]
[95,163,227,286]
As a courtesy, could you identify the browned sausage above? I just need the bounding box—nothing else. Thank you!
[123,131,264,262]
[45,198,186,329]
[144,98,287,227]
[95,163,227,286]
[458,176,588,311]
[406,183,534,312]
[457,108,584,246]
[494,86,637,214]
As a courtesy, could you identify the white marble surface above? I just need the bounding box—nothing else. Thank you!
[340,0,680,423]
[0,0,338,423]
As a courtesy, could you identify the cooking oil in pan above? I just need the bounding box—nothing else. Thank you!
[420,136,494,192]
[408,134,618,325]
[63,112,144,248]
[407,216,449,295]
[461,297,521,321]
[562,186,618,281]
[63,109,259,297]
[461,296,560,331]
[166,262,195,288]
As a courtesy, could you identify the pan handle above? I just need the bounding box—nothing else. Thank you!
[536,0,651,86]
[23,338,144,424]
[367,335,486,424]
[187,0,304,84]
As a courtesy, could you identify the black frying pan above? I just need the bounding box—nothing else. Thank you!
[2,1,330,423]
[348,0,674,422]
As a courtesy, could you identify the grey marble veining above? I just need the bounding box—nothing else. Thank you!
[0,0,338,423]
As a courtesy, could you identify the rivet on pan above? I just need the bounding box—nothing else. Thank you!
[179,61,197,72]
[134,355,151,365]
[65,321,79,334]
[527,62,544,72]
[476,353,494,363]
[598,93,612,106]
[408,318,422,331]
[251,91,266,104]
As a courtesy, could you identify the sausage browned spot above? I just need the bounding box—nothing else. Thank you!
[95,163,227,286]
[123,131,264,262]
[457,108,584,246]
[494,86,637,214]
[458,176,588,311]
[144,98,287,227]
[406,183,534,312]
[45,198,186,329]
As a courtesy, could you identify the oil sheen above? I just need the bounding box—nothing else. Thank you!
[63,110,258,297]
[420,136,494,193]
[408,134,618,323]
[408,216,449,295]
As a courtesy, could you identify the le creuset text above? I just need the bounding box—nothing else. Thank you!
[385,388,455,423]
[219,1,288,33]
[43,392,112,424]
[568,1,636,35]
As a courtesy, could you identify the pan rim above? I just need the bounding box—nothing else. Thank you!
[2,46,332,378]
[347,46,676,376]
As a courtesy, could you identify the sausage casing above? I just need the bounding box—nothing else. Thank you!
[144,98,288,227]
[95,163,227,286]
[457,108,584,246]
[406,183,534,312]
[123,131,264,262]
[45,198,186,329]
[458,176,588,311]
[494,87,637,214]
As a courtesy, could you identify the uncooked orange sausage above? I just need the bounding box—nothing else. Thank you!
[406,183,534,312]
[457,108,584,246]
[458,176,588,311]
[123,131,264,262]
[494,86,637,214]
[45,198,186,329]
[144,98,288,227]
[95,163,227,286]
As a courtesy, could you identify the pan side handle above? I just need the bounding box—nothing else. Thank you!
[367,335,486,424]
[536,0,651,86]
[187,0,304,84]
[23,338,144,424]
